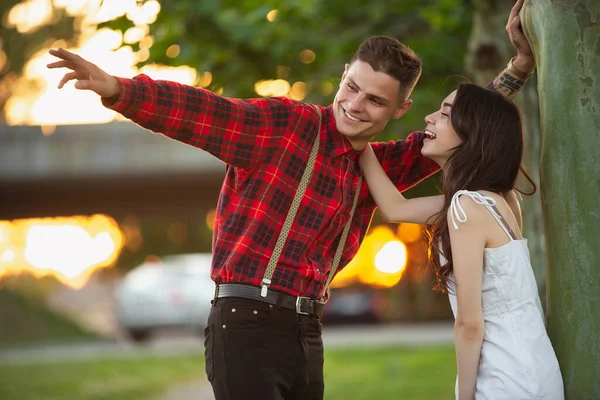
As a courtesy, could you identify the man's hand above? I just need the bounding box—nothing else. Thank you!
[506,0,535,73]
[47,48,121,98]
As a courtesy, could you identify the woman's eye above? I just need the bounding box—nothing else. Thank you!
[441,112,449,117]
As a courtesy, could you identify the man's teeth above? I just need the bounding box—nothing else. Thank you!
[345,110,362,122]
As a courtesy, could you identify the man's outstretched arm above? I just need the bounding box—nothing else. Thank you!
[47,48,294,168]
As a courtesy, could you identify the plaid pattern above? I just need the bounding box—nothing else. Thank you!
[104,74,439,298]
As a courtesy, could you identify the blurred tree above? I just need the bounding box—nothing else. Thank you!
[465,0,545,307]
[522,1,600,398]
[0,1,76,122]
[0,0,473,135]
[99,0,473,138]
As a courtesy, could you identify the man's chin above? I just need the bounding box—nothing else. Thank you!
[338,122,371,137]
[339,129,362,139]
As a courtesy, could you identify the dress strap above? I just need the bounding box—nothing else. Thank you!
[449,190,517,240]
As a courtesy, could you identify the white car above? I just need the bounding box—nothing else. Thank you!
[114,253,215,342]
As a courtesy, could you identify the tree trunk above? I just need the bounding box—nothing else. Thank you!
[466,0,546,305]
[521,1,600,398]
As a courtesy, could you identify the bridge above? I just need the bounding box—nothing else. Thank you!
[0,122,226,219]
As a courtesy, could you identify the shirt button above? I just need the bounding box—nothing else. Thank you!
[231,308,236,312]
[222,324,226,329]
[253,310,258,315]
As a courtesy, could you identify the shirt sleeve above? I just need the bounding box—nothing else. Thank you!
[102,74,297,167]
[370,131,440,192]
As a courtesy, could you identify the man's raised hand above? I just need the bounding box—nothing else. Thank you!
[47,48,121,98]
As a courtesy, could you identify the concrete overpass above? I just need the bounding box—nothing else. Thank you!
[0,122,226,219]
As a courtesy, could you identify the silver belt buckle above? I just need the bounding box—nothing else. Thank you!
[295,296,311,315]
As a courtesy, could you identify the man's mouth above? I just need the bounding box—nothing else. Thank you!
[341,106,367,123]
[424,129,437,139]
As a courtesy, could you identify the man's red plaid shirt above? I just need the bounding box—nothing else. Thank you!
[104,75,439,299]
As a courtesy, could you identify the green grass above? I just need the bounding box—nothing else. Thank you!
[0,354,206,400]
[0,288,96,348]
[325,346,456,399]
[0,345,456,400]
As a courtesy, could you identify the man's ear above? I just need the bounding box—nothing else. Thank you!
[339,63,350,87]
[392,99,413,119]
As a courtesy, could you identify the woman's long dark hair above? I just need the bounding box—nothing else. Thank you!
[427,83,536,292]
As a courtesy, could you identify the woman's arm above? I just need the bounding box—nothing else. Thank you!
[361,144,443,224]
[448,197,486,400]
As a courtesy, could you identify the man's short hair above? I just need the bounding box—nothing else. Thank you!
[350,36,422,101]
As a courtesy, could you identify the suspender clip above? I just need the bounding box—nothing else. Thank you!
[260,279,271,298]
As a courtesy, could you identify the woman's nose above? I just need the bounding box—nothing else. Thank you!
[424,112,435,125]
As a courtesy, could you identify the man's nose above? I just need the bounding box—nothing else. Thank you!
[348,94,366,112]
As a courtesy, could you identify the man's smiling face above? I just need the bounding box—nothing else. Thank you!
[333,60,412,150]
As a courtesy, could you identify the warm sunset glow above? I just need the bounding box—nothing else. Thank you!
[206,208,217,231]
[166,44,181,58]
[198,71,213,88]
[321,81,334,96]
[5,0,194,127]
[266,10,278,22]
[299,50,316,64]
[374,241,407,274]
[0,215,124,289]
[398,222,423,243]
[7,0,53,34]
[331,225,408,289]
[289,82,308,101]
[253,79,307,99]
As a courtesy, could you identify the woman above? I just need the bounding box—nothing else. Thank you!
[361,83,564,399]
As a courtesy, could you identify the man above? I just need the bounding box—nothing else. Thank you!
[47,2,533,398]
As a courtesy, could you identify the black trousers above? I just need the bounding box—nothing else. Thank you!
[204,297,325,400]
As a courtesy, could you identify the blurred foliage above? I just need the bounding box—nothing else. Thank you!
[100,0,473,138]
[0,0,474,133]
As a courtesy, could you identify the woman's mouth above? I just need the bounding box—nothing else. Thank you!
[424,129,437,140]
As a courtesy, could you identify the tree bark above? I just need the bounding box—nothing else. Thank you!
[521,1,600,398]
[466,0,546,305]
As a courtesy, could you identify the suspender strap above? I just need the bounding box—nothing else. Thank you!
[260,104,362,299]
[260,105,322,297]
[322,177,361,299]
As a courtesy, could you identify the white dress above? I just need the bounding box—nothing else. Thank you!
[447,190,564,400]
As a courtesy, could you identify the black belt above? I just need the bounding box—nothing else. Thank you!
[214,283,325,317]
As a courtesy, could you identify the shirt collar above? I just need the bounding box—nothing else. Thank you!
[324,104,363,160]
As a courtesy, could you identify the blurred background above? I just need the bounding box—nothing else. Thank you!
[0,1,543,399]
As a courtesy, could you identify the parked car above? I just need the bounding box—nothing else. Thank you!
[114,253,215,342]
[323,286,385,324]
